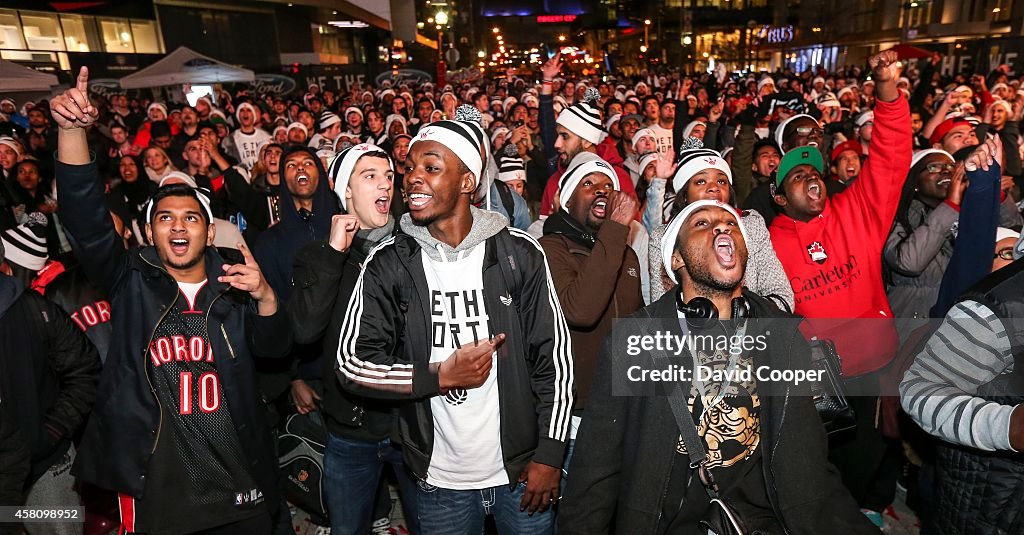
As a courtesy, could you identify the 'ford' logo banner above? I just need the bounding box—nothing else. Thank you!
[375,69,432,86]
[249,74,297,97]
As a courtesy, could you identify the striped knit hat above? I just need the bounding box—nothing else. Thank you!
[318,111,341,132]
[497,143,526,184]
[410,104,489,188]
[556,87,604,144]
[672,138,732,193]
[1,212,48,271]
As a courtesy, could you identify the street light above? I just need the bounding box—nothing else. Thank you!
[643,19,651,54]
[558,34,566,42]
[492,27,500,33]
[683,35,692,45]
[478,50,486,58]
[434,10,448,65]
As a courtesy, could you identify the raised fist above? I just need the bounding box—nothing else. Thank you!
[868,50,901,84]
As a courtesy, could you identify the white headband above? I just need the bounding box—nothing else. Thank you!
[146,172,214,223]
[661,200,747,283]
[910,148,953,170]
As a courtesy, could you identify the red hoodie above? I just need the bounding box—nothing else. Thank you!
[539,142,637,217]
[769,97,911,377]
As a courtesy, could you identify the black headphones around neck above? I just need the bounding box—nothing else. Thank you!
[675,290,751,330]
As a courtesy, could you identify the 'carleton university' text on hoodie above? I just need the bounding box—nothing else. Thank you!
[769,97,912,376]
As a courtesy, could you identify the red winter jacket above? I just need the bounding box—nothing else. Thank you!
[769,97,911,377]
[539,142,637,217]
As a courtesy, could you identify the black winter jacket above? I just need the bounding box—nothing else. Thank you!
[56,160,293,502]
[0,394,29,516]
[0,274,100,483]
[41,262,113,363]
[557,290,876,535]
[336,224,574,480]
[289,228,399,440]
[933,260,1024,535]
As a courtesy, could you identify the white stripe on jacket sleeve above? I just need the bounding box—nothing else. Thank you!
[509,227,575,442]
[336,236,417,390]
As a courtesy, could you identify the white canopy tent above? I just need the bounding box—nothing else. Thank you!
[0,59,59,93]
[119,46,254,89]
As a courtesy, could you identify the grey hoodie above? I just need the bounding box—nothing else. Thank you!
[400,206,509,262]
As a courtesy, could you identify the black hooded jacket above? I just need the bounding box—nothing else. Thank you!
[56,159,293,502]
[557,290,877,535]
[253,146,339,394]
[253,146,339,303]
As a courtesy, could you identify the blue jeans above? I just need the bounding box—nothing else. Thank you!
[323,433,419,535]
[416,480,554,535]
[560,438,575,486]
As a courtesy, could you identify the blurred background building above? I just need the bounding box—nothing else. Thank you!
[0,0,1020,93]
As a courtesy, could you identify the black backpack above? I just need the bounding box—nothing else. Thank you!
[277,412,329,525]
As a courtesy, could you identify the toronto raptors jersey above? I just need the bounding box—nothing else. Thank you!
[123,282,265,534]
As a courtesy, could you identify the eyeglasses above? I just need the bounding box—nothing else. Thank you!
[995,248,1015,261]
[795,127,824,137]
[925,163,955,174]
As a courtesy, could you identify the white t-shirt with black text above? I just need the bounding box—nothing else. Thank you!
[649,124,674,156]
[421,243,506,490]
[231,128,271,170]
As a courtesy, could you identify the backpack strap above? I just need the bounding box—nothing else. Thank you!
[493,180,517,226]
[494,229,525,314]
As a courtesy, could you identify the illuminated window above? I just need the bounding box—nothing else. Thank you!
[98,18,134,52]
[0,9,26,49]
[899,2,933,27]
[60,14,93,52]
[130,19,160,53]
[21,12,64,51]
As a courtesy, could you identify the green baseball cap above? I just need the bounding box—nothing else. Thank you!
[775,145,824,189]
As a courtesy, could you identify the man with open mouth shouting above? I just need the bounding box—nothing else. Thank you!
[52,67,292,535]
[337,105,573,535]
[768,50,912,525]
[558,200,876,535]
[287,143,417,535]
[539,151,643,483]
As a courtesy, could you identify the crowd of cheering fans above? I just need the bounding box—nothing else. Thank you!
[2,46,1024,535]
